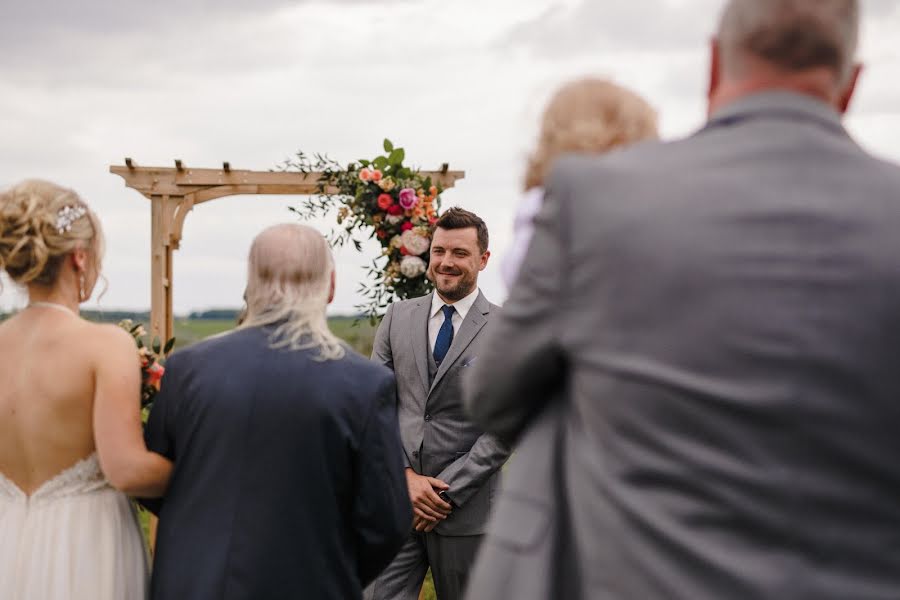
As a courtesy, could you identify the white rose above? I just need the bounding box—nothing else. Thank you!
[386,215,404,225]
[400,256,427,278]
[401,230,431,256]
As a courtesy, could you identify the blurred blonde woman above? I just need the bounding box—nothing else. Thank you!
[503,78,659,287]
[0,180,172,600]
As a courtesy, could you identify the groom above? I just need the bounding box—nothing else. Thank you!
[365,208,510,600]
[143,224,411,600]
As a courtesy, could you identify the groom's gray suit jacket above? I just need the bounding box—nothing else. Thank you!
[466,92,900,599]
[373,290,510,536]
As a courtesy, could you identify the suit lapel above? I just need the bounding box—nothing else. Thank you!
[429,291,490,396]
[411,294,432,394]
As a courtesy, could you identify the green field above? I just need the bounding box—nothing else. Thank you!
[170,317,378,357]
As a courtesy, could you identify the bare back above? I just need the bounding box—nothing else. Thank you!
[0,308,124,495]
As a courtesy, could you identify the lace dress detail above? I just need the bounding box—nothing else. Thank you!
[0,453,149,599]
[0,453,108,504]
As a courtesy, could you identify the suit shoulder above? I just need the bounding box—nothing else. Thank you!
[549,138,684,182]
[384,295,428,317]
[338,347,393,381]
[168,326,258,364]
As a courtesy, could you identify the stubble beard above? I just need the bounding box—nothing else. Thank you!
[430,266,476,302]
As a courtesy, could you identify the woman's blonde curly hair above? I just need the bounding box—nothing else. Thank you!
[525,78,659,191]
[0,179,104,289]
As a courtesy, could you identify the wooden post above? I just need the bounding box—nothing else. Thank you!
[149,195,177,342]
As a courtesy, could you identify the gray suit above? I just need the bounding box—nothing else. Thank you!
[465,92,900,599]
[366,291,510,600]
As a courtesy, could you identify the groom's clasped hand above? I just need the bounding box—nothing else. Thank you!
[406,470,452,531]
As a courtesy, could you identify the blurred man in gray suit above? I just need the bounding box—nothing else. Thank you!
[366,208,510,600]
[467,1,900,598]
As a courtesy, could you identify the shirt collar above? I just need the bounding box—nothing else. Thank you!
[430,287,480,321]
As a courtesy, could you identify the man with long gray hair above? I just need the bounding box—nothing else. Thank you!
[467,1,900,598]
[143,224,412,600]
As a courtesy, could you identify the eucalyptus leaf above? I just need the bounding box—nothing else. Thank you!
[389,148,405,166]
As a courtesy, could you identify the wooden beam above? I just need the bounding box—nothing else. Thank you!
[111,165,465,199]
[111,160,465,342]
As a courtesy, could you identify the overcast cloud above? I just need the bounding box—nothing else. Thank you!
[2,0,900,315]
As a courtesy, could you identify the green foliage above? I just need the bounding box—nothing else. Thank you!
[280,140,444,321]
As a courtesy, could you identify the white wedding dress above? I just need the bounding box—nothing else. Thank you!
[0,453,149,600]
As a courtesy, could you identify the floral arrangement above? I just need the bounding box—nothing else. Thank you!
[118,320,175,413]
[282,140,443,321]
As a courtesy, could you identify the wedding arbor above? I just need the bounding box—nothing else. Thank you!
[110,159,465,339]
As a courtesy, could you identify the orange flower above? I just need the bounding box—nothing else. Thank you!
[147,363,165,390]
[359,169,372,182]
[429,185,438,196]
[371,170,383,182]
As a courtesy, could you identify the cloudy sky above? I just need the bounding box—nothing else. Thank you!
[2,0,899,314]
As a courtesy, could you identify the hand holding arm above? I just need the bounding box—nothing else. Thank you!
[93,325,173,498]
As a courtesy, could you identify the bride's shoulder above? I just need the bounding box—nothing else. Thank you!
[77,320,137,352]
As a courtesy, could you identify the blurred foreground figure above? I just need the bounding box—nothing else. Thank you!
[467,1,900,598]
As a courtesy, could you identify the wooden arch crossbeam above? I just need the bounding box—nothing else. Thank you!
[110,159,465,341]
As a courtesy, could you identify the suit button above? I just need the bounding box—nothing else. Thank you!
[424,414,432,422]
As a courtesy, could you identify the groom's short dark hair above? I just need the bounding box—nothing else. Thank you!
[435,207,489,254]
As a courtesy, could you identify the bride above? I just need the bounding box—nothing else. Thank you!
[0,180,172,600]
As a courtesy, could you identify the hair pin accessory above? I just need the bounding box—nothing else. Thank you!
[56,205,87,234]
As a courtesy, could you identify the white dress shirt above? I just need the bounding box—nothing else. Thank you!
[501,186,545,290]
[428,287,480,353]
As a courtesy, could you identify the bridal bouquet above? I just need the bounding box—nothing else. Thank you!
[282,139,443,321]
[118,320,175,413]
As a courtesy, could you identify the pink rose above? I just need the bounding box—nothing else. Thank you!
[398,188,419,210]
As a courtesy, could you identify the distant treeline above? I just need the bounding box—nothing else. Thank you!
[0,308,364,323]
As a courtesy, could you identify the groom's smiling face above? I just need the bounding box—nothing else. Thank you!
[428,226,490,303]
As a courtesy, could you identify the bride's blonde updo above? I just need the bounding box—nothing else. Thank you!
[0,179,104,288]
[525,78,659,191]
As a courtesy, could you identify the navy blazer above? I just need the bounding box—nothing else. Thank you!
[143,325,411,600]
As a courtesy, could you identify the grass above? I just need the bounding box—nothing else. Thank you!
[170,317,378,357]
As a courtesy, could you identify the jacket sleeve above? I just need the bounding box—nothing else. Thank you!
[371,303,410,469]
[464,162,571,444]
[353,372,413,586]
[435,431,511,507]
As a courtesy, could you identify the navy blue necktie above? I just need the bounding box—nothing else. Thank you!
[433,305,455,365]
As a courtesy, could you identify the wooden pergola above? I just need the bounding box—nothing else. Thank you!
[110,159,465,340]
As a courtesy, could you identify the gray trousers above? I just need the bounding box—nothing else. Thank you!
[364,532,483,600]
